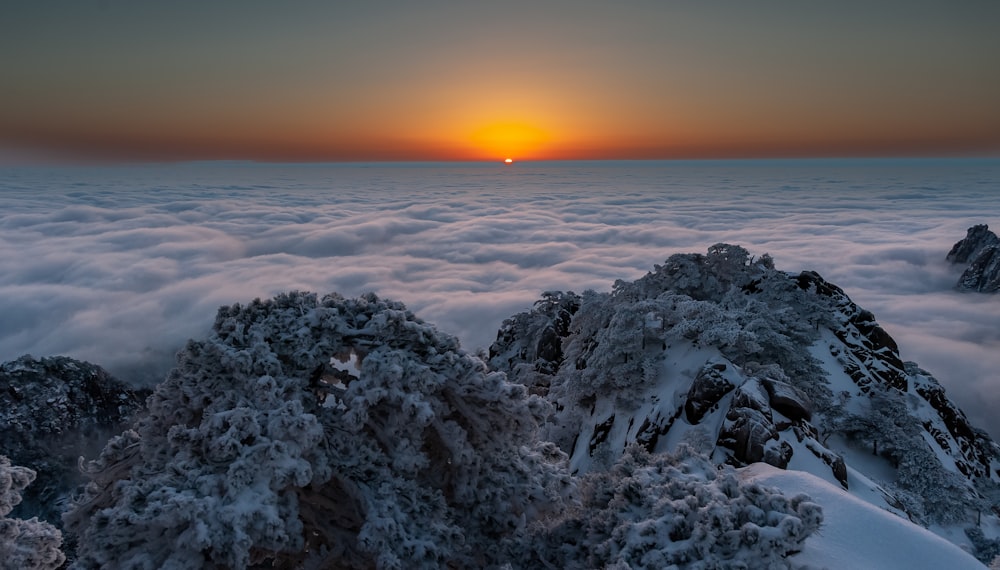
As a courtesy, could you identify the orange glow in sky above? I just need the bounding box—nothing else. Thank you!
[0,2,998,163]
[469,122,550,161]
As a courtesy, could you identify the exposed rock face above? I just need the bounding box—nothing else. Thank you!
[0,355,146,529]
[947,224,999,264]
[796,271,907,392]
[959,246,1000,292]
[948,224,1000,292]
[684,360,736,424]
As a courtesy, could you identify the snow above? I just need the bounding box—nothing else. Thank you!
[739,463,985,569]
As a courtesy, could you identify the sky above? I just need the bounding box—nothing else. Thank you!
[1,1,998,162]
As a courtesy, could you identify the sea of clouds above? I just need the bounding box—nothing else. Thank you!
[1,159,998,435]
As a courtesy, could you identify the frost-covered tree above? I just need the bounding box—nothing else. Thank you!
[627,243,763,302]
[489,290,581,390]
[64,292,571,569]
[557,294,671,407]
[546,249,832,415]
[836,389,916,460]
[837,389,979,525]
[0,456,65,570]
[520,445,822,569]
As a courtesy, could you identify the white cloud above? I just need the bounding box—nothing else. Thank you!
[2,159,999,434]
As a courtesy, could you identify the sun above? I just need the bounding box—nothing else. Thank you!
[469,121,548,161]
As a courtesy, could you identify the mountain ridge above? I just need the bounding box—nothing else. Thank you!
[490,244,1000,560]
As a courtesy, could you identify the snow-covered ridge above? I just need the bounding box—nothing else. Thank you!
[491,244,1000,562]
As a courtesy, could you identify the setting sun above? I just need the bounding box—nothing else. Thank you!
[504,158,513,164]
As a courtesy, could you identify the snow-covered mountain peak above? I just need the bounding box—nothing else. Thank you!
[491,244,1000,562]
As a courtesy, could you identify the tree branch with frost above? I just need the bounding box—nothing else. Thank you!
[0,456,65,570]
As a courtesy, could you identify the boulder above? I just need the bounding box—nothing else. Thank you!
[684,360,736,424]
[731,377,772,417]
[761,378,813,422]
[718,407,777,464]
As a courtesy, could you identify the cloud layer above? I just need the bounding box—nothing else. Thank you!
[2,159,999,435]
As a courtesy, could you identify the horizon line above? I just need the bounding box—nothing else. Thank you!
[3,153,1000,169]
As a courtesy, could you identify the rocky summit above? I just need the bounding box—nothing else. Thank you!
[948,224,1000,293]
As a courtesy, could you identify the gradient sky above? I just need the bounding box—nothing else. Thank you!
[2,1,998,162]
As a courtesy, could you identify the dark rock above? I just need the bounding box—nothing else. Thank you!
[947,224,999,264]
[796,270,845,298]
[588,414,616,454]
[948,225,1000,293]
[801,436,849,489]
[761,378,812,422]
[535,324,563,364]
[489,291,580,374]
[958,245,1000,293]
[718,407,777,464]
[731,378,772,417]
[763,440,794,469]
[848,309,901,360]
[684,360,736,424]
[908,363,992,478]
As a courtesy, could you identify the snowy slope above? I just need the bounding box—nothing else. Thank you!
[740,463,984,570]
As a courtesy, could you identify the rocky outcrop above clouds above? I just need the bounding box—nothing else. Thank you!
[948,224,1000,292]
[491,244,1000,560]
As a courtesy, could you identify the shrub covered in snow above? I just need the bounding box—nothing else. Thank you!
[0,455,65,570]
[64,292,571,569]
[520,445,822,569]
